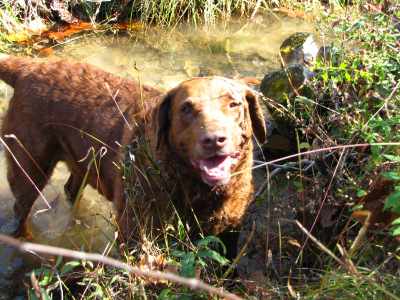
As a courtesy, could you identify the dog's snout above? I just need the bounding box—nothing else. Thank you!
[200,130,228,150]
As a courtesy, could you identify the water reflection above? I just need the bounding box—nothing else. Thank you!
[0,13,317,297]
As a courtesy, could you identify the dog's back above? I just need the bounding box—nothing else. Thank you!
[0,55,161,237]
[0,54,32,87]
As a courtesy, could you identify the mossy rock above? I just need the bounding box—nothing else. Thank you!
[280,32,319,65]
[260,64,315,144]
[260,63,315,105]
[271,108,296,141]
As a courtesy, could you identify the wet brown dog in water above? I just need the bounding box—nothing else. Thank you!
[0,54,266,249]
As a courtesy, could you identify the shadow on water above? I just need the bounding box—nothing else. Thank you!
[0,13,317,298]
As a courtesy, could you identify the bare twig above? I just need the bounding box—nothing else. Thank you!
[0,233,242,300]
[246,143,400,175]
[252,159,315,202]
[362,80,400,129]
[105,82,132,130]
[281,219,400,300]
[254,159,316,171]
[285,219,344,266]
[0,136,51,209]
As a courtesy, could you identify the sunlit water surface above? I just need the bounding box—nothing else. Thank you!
[0,13,319,298]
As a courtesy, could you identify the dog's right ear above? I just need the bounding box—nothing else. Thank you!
[153,89,175,150]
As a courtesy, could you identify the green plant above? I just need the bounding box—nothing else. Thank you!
[27,256,83,299]
[0,0,25,37]
[170,236,229,278]
[382,157,400,237]
[130,0,262,27]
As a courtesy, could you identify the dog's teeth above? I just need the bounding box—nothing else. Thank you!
[203,166,209,174]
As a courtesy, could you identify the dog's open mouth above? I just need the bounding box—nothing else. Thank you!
[187,150,240,186]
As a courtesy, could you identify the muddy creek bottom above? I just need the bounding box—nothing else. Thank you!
[0,155,116,298]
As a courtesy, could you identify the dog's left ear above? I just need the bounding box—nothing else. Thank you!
[153,89,175,150]
[244,88,267,143]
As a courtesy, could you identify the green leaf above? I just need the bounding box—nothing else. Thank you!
[357,190,368,197]
[256,195,264,205]
[29,291,40,300]
[110,275,120,285]
[349,204,363,213]
[26,268,47,277]
[297,97,311,105]
[29,291,52,300]
[393,226,400,236]
[391,217,400,225]
[197,236,221,248]
[27,269,53,285]
[167,261,182,268]
[158,288,171,299]
[55,256,63,268]
[391,204,400,214]
[339,61,348,69]
[60,260,81,276]
[172,251,196,277]
[197,236,227,255]
[382,172,400,180]
[345,72,352,82]
[383,154,400,163]
[196,249,230,265]
[299,142,310,150]
[194,260,207,267]
[321,72,328,82]
[293,181,303,192]
[333,26,344,33]
[383,186,400,211]
[384,125,391,138]
[180,252,195,278]
[172,250,186,258]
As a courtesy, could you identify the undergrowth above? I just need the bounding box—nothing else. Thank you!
[256,1,400,298]
[0,0,266,32]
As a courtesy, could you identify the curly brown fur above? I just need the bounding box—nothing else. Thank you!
[0,55,266,249]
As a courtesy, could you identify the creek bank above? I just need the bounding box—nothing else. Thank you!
[238,31,341,280]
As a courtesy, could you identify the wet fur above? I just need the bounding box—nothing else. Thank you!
[0,55,266,249]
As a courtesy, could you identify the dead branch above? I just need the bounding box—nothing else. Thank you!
[252,159,315,201]
[0,233,242,300]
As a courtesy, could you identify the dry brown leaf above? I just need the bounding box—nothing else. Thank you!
[320,204,339,228]
[136,253,167,283]
[354,179,400,229]
[38,47,54,56]
[164,264,180,275]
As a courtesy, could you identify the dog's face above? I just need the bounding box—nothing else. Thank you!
[155,77,266,186]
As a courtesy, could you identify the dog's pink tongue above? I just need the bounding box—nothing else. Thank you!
[199,155,232,184]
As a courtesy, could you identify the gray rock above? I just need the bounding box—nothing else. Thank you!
[280,32,319,65]
[260,64,315,143]
[260,63,315,103]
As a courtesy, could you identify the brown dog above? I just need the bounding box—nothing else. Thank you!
[0,54,266,247]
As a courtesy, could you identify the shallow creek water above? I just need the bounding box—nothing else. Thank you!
[0,13,318,298]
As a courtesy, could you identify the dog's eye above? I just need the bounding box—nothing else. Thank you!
[181,105,192,114]
[230,101,242,108]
